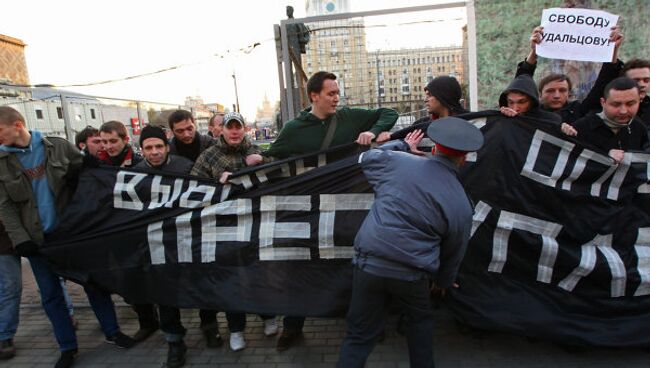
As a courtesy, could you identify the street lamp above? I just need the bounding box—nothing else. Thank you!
[232,72,240,113]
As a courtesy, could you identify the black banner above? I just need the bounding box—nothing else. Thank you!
[41,112,650,346]
[449,113,650,347]
[44,144,369,317]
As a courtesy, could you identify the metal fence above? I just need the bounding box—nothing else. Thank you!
[275,3,471,125]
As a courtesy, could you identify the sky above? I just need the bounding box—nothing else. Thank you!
[1,0,466,121]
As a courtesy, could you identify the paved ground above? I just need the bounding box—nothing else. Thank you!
[5,258,650,367]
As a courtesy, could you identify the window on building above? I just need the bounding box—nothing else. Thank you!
[35,109,44,120]
[56,107,63,119]
[90,108,96,119]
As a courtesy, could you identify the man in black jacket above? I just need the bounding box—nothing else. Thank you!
[134,125,193,368]
[166,110,223,349]
[561,77,648,162]
[168,110,215,162]
[622,59,650,127]
[514,26,624,123]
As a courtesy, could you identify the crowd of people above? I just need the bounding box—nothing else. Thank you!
[0,21,649,368]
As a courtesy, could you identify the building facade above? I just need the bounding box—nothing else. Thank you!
[0,34,29,86]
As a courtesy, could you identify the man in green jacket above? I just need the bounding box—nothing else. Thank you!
[265,71,398,351]
[264,71,398,159]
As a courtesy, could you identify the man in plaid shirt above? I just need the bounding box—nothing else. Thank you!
[191,112,267,183]
[190,112,277,352]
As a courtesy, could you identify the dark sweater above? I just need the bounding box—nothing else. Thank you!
[571,113,649,152]
[169,133,215,163]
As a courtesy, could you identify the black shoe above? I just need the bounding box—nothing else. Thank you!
[0,339,15,360]
[276,330,302,352]
[55,349,77,368]
[202,327,223,348]
[166,341,187,368]
[133,325,159,342]
[105,331,136,349]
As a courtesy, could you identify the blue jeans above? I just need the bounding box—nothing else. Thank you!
[29,256,122,351]
[337,267,435,368]
[28,256,77,352]
[0,255,21,341]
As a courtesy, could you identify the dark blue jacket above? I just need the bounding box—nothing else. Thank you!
[353,140,473,287]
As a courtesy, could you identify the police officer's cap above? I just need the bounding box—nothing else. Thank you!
[426,117,484,152]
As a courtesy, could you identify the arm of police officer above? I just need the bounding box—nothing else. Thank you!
[404,129,425,156]
[432,216,471,296]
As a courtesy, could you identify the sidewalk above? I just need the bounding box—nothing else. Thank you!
[8,258,650,367]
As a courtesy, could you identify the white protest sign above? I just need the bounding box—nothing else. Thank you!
[536,8,618,63]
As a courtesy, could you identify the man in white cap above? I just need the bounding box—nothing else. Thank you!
[337,117,484,368]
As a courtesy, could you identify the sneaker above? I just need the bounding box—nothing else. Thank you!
[132,325,158,342]
[166,340,187,368]
[55,349,77,368]
[263,318,279,337]
[276,329,302,352]
[0,339,15,360]
[105,332,136,349]
[229,332,246,351]
[202,327,223,348]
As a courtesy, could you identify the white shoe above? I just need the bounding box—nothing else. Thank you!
[263,318,279,337]
[229,332,246,351]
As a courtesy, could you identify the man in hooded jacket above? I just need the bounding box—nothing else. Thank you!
[499,74,562,124]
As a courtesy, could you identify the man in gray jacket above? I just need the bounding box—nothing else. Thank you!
[337,117,484,368]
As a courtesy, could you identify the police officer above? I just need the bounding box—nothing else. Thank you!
[337,117,484,368]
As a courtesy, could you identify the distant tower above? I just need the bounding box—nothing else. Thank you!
[306,0,350,16]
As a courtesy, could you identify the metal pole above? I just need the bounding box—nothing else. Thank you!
[375,51,381,108]
[280,21,296,120]
[466,0,478,111]
[274,24,289,125]
[59,94,75,141]
[136,101,143,126]
[232,72,240,113]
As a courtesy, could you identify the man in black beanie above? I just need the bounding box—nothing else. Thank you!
[133,125,193,368]
[411,76,467,128]
[424,76,467,118]
[135,125,193,172]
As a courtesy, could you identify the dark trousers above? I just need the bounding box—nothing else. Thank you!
[159,305,186,337]
[226,313,274,333]
[283,315,305,332]
[199,309,218,330]
[337,267,435,368]
[133,304,158,329]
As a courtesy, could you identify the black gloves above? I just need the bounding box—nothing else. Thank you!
[14,240,39,257]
